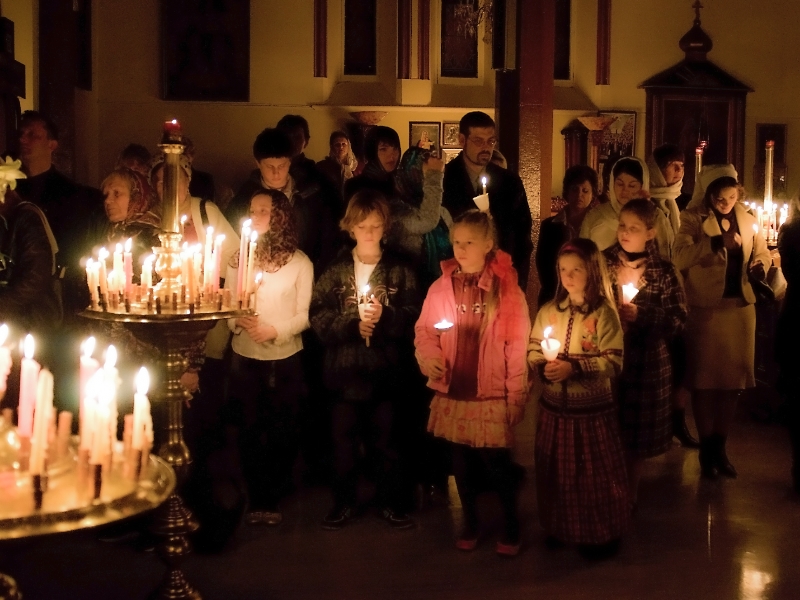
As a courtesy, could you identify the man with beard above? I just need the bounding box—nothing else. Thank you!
[442,111,532,289]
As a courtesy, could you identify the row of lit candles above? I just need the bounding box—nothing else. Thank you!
[743,200,789,244]
[0,327,154,507]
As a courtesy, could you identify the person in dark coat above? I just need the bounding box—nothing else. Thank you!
[535,165,599,306]
[316,131,361,215]
[442,111,532,289]
[777,213,800,493]
[224,128,338,274]
[184,136,216,203]
[343,126,401,204]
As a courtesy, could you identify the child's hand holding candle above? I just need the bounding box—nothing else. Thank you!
[357,285,376,347]
[540,326,561,362]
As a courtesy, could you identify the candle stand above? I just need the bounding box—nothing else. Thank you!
[80,124,251,600]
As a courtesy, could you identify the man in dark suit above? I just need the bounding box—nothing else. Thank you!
[442,111,533,289]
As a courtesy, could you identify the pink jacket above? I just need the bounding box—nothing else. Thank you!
[414,250,531,405]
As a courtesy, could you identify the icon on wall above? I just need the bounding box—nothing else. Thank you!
[409,122,441,158]
[442,148,461,164]
[442,122,462,148]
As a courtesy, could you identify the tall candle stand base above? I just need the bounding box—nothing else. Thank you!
[82,310,248,600]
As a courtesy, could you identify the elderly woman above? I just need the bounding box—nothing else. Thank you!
[535,165,599,305]
[101,167,161,265]
[674,170,771,479]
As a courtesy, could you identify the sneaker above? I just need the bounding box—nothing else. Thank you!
[455,529,478,551]
[245,510,283,526]
[321,505,354,530]
[379,507,414,530]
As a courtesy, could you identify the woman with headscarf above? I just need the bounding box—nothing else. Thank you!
[580,156,674,259]
[674,169,771,479]
[100,167,161,265]
[647,143,687,234]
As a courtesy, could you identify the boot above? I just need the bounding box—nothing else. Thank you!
[672,409,700,448]
[698,436,718,480]
[713,433,737,478]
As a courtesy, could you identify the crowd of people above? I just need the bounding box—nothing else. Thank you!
[0,107,797,560]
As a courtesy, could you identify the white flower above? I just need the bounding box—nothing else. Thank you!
[0,156,26,192]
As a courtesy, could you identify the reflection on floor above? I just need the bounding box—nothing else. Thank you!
[3,411,798,600]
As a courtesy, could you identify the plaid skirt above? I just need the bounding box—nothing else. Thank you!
[535,405,630,544]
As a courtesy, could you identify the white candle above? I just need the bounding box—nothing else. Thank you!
[621,283,640,304]
[434,319,454,331]
[98,247,109,297]
[29,368,54,476]
[123,238,133,298]
[213,234,225,293]
[245,231,258,297]
[481,176,487,195]
[238,220,251,303]
[18,334,40,438]
[358,285,372,347]
[193,244,203,300]
[90,376,111,465]
[132,367,151,451]
[79,337,100,442]
[113,243,124,294]
[253,271,263,311]
[204,226,214,292]
[80,372,100,453]
[104,346,120,451]
[186,253,196,300]
[141,255,154,291]
[541,326,562,361]
[0,324,10,397]
[86,259,100,306]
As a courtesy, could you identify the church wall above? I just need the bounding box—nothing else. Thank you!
[1,0,37,112]
[559,0,800,200]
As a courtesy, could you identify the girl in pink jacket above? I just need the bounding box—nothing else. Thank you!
[415,210,530,556]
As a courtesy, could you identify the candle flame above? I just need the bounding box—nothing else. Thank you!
[434,319,454,330]
[543,326,552,339]
[116,242,122,253]
[622,283,640,303]
[171,119,177,125]
[250,231,258,243]
[86,257,94,268]
[243,218,252,229]
[0,323,8,346]
[216,234,225,243]
[361,284,370,296]
[135,367,150,396]
[99,247,109,260]
[81,336,96,358]
[481,176,487,186]
[146,254,155,265]
[255,271,263,284]
[105,345,117,370]
[23,334,34,359]
[181,215,187,224]
[124,238,132,252]
[753,223,759,234]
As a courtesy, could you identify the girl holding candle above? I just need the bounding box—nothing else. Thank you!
[414,210,530,555]
[310,190,420,531]
[528,238,627,559]
[603,200,688,508]
[225,188,313,526]
[675,173,771,480]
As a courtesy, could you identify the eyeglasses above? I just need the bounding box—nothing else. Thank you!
[467,136,497,149]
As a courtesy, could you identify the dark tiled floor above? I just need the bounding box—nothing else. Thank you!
[3,411,798,600]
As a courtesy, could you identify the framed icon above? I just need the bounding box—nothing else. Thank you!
[409,122,441,157]
[441,122,462,148]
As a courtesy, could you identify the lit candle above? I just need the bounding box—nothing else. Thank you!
[85,258,100,306]
[481,176,487,195]
[132,367,151,451]
[163,118,182,144]
[180,215,187,237]
[213,234,225,293]
[434,319,454,331]
[358,285,372,347]
[30,369,54,476]
[18,334,40,438]
[253,271,263,312]
[80,371,100,454]
[113,242,124,294]
[123,238,133,299]
[540,326,562,362]
[98,247,109,298]
[79,337,100,442]
[621,283,640,304]
[141,255,154,292]
[237,219,252,304]
[186,252,196,300]
[90,373,111,467]
[245,231,258,297]
[0,324,11,397]
[204,226,214,293]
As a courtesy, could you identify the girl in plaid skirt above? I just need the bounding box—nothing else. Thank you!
[603,200,687,508]
[529,238,628,559]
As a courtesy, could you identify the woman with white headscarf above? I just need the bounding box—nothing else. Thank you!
[580,156,674,259]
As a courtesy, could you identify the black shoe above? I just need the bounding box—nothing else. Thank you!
[321,505,354,530]
[673,409,700,448]
[713,434,737,478]
[379,507,415,530]
[699,436,718,480]
[578,538,621,560]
